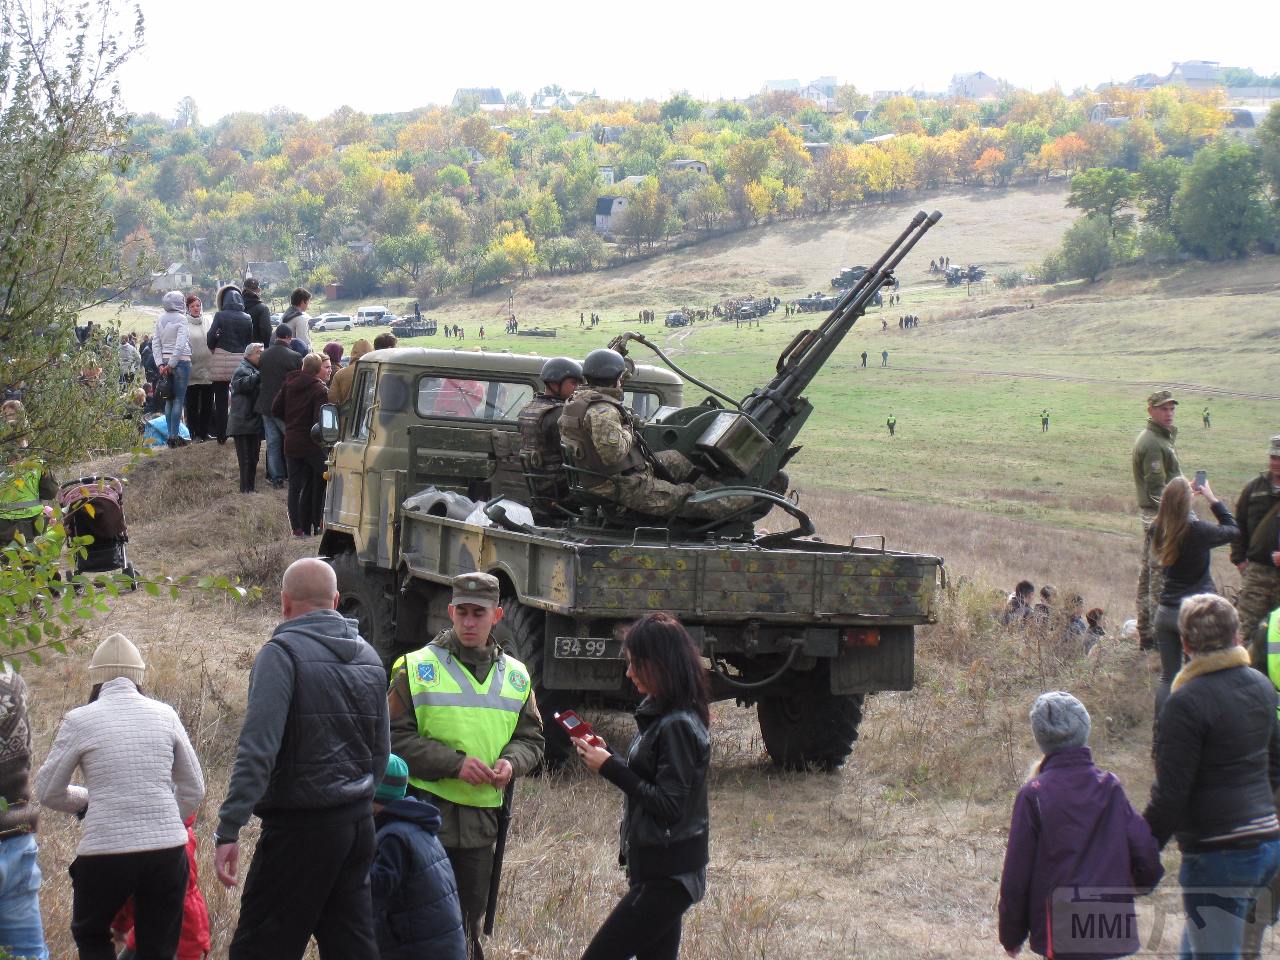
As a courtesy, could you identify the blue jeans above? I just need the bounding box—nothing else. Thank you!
[1180,838,1280,959]
[0,833,48,959]
[263,415,287,483]
[164,359,191,441]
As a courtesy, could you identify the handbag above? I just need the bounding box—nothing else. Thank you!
[155,369,174,401]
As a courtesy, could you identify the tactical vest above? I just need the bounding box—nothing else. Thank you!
[558,388,647,477]
[1267,610,1280,720]
[518,394,569,508]
[395,643,531,809]
[0,467,44,521]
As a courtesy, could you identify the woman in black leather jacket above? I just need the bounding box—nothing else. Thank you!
[576,612,710,960]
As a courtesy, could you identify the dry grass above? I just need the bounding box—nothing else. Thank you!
[21,442,1181,959]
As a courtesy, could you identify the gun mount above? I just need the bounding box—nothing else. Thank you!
[611,210,941,499]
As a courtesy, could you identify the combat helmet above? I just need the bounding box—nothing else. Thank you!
[540,356,583,387]
[582,348,627,385]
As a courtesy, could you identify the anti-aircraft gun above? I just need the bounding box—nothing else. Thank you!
[316,211,945,770]
[607,210,942,536]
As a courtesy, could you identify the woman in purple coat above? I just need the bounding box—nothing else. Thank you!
[998,692,1162,958]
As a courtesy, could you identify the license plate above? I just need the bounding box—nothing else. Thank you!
[553,636,624,660]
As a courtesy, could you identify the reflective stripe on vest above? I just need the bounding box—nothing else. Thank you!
[0,467,44,521]
[1267,611,1280,720]
[396,643,531,808]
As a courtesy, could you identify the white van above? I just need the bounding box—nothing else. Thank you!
[355,305,389,326]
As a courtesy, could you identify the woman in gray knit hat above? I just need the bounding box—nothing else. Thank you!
[34,633,205,960]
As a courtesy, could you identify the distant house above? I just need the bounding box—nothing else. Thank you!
[1225,107,1267,140]
[149,262,192,293]
[1167,60,1222,90]
[595,196,628,235]
[852,109,873,125]
[531,89,596,113]
[866,133,896,145]
[1126,73,1164,90]
[451,88,506,112]
[246,260,288,286]
[323,282,346,301]
[598,165,615,186]
[596,125,627,144]
[804,142,832,162]
[1089,103,1133,128]
[665,159,709,176]
[948,71,1003,100]
[346,240,375,255]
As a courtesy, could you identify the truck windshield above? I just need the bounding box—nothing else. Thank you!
[415,376,534,421]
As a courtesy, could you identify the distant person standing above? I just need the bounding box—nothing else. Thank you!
[881,349,889,367]
[1203,407,1211,429]
[1132,391,1181,651]
[1236,436,1280,660]
[281,288,313,353]
[256,325,302,490]
[886,414,896,437]
[1040,409,1050,433]
[860,351,868,368]
[242,278,273,347]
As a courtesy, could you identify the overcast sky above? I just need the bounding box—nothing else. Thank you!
[116,0,1279,122]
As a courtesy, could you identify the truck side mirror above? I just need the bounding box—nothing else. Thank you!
[318,404,340,444]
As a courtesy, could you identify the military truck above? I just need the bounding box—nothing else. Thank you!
[319,212,945,770]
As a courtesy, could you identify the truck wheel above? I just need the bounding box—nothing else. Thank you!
[502,595,573,770]
[332,551,397,668]
[757,667,863,772]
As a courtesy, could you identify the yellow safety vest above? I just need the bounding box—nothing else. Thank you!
[1267,610,1280,720]
[0,466,44,521]
[395,642,531,808]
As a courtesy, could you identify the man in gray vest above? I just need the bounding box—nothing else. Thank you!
[214,558,390,959]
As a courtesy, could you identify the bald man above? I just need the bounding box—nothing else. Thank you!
[214,558,390,959]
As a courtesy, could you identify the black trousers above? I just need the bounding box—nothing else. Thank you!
[233,433,262,492]
[581,879,693,960]
[185,383,214,439]
[211,381,230,443]
[286,453,327,534]
[229,815,377,960]
[69,845,188,960]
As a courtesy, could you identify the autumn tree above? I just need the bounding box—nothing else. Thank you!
[1067,167,1135,235]
[1174,139,1268,259]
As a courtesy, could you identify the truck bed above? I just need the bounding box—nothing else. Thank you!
[400,513,941,625]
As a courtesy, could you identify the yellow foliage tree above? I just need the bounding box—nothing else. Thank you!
[496,230,537,277]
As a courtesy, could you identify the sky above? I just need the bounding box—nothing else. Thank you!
[117,0,1280,122]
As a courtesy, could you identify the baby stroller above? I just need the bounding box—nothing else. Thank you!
[57,475,138,586]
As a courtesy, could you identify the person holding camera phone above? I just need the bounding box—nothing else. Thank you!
[1149,474,1239,721]
[575,612,710,960]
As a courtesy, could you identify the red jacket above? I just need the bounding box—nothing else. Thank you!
[111,816,211,959]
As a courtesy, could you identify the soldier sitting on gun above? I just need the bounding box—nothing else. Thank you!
[559,349,777,521]
[515,357,583,524]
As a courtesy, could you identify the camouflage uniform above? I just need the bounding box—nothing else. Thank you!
[558,386,745,520]
[516,392,570,524]
[1132,415,1180,649]
[1232,470,1280,665]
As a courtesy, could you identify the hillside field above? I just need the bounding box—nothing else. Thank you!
[51,184,1280,957]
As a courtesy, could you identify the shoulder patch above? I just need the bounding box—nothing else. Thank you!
[416,661,438,686]
[508,669,528,693]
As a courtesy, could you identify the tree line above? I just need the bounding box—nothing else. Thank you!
[111,84,1260,300]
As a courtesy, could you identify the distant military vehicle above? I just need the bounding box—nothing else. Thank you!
[831,265,869,289]
[945,264,986,286]
[664,311,689,327]
[318,212,945,771]
[390,317,438,337]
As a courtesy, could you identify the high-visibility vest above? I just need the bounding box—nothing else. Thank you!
[0,466,44,521]
[395,642,531,808]
[1267,610,1280,719]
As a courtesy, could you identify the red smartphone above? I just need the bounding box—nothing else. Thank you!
[554,710,603,746]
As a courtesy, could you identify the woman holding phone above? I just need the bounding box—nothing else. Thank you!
[1150,474,1240,719]
[575,612,711,960]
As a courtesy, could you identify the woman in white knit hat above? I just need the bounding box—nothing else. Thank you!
[34,633,204,960]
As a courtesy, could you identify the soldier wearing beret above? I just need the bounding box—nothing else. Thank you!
[1132,390,1182,651]
[388,573,543,959]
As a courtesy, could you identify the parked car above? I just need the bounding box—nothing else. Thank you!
[355,305,390,326]
[269,312,283,327]
[312,314,353,332]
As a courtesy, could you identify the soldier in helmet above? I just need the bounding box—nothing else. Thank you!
[559,349,764,521]
[516,357,583,524]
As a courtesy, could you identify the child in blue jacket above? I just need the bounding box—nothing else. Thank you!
[371,754,467,960]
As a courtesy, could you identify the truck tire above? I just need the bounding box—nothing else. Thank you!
[502,595,573,770]
[757,666,863,772]
[332,551,397,668]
